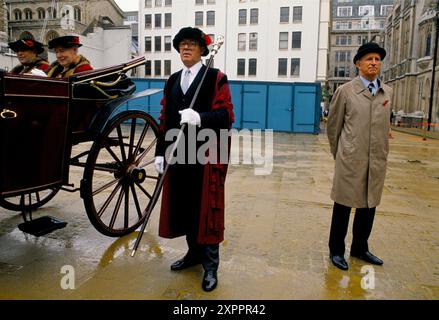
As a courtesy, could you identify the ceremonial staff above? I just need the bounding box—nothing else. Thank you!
[131,36,225,257]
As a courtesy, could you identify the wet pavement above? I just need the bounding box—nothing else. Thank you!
[1,129,438,300]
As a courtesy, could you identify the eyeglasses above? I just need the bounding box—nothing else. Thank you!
[179,40,199,48]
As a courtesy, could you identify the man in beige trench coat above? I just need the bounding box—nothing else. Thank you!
[327,42,393,271]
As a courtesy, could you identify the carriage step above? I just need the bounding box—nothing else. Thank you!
[18,216,67,237]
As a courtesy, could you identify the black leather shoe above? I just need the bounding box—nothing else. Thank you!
[330,254,349,270]
[170,258,201,271]
[202,270,218,292]
[350,251,383,265]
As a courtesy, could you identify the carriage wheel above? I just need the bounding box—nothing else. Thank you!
[0,187,60,212]
[82,111,160,237]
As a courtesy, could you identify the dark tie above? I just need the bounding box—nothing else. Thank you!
[368,82,375,96]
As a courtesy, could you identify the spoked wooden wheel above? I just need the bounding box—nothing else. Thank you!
[82,111,160,237]
[0,187,60,211]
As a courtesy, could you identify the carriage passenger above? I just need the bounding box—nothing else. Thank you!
[8,39,49,76]
[46,36,93,78]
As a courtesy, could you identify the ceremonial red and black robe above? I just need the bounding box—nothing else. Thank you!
[10,57,49,75]
[156,65,234,244]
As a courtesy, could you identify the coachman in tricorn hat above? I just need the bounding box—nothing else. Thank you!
[327,42,393,271]
[154,27,234,292]
[47,35,93,78]
[8,39,49,76]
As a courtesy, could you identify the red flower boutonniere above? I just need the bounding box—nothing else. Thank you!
[204,34,212,46]
[383,100,389,107]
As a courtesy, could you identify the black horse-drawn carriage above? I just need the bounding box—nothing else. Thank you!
[0,57,163,237]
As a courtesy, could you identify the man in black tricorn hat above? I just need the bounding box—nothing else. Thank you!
[326,42,393,271]
[47,35,93,78]
[8,39,49,75]
[154,27,234,292]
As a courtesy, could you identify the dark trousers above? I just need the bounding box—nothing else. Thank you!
[185,234,219,272]
[328,202,376,255]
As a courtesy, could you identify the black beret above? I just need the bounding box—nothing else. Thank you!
[353,42,386,64]
[173,27,212,57]
[8,39,45,54]
[48,35,82,49]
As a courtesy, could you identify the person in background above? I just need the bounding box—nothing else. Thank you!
[8,39,49,76]
[46,35,93,77]
[326,42,393,271]
[154,27,234,292]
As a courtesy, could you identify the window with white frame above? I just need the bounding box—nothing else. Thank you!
[291,58,300,76]
[164,60,171,76]
[380,5,393,16]
[337,6,352,17]
[238,33,246,51]
[248,59,257,76]
[207,11,215,26]
[335,51,351,62]
[155,13,161,28]
[195,11,203,26]
[155,0,162,6]
[250,8,258,24]
[154,60,161,77]
[165,13,171,27]
[239,9,247,25]
[164,36,172,51]
[292,32,301,49]
[280,7,289,23]
[145,60,151,76]
[145,14,152,28]
[293,6,302,23]
[249,33,258,50]
[145,36,152,52]
[237,59,245,76]
[145,0,152,7]
[155,36,161,51]
[359,5,374,17]
[278,58,288,76]
[279,32,288,49]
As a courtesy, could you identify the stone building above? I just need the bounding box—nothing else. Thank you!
[5,0,124,43]
[382,0,439,130]
[327,0,394,96]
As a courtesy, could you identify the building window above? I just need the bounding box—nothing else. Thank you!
[145,60,152,76]
[358,35,368,45]
[336,35,352,45]
[334,66,350,77]
[249,33,258,50]
[237,59,245,76]
[154,60,161,77]
[293,6,302,23]
[165,0,172,5]
[196,0,204,4]
[207,0,215,3]
[165,13,172,27]
[145,0,152,7]
[359,5,374,17]
[145,14,152,28]
[425,32,432,57]
[37,8,45,20]
[195,11,203,26]
[278,58,288,76]
[207,11,215,26]
[381,5,393,16]
[335,21,352,30]
[279,32,288,49]
[337,6,352,17]
[145,36,152,52]
[14,9,22,20]
[155,14,162,28]
[292,32,301,49]
[164,60,171,76]
[47,7,57,19]
[239,9,247,25]
[291,58,300,76]
[238,33,246,51]
[280,7,289,23]
[248,58,257,76]
[155,36,162,51]
[74,6,81,22]
[250,8,258,24]
[155,0,162,6]
[24,9,33,20]
[335,51,351,62]
[164,36,172,51]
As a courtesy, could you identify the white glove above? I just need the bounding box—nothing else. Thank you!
[154,156,164,174]
[29,68,48,77]
[179,108,201,127]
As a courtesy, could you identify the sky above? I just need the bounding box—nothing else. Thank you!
[114,0,139,12]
